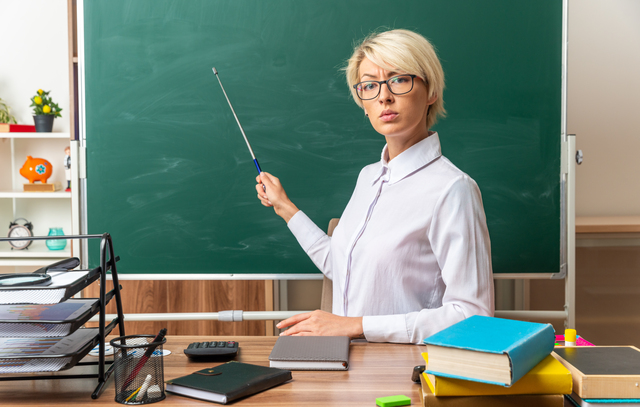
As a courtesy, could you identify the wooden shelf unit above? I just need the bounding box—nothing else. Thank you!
[0,132,76,269]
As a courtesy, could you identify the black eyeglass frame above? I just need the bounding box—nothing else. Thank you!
[352,74,418,100]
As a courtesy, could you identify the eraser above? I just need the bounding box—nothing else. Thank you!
[147,384,162,399]
[376,394,411,407]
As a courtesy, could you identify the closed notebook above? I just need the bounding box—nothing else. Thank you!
[268,336,350,370]
[418,374,564,407]
[421,353,572,396]
[553,346,640,399]
[567,392,640,407]
[165,361,292,404]
[423,315,555,386]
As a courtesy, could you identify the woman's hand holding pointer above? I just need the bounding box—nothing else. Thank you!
[256,172,299,223]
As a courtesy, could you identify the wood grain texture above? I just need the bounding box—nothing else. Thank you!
[84,280,266,336]
[576,216,640,233]
[0,336,424,406]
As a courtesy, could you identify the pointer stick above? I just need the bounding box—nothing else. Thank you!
[212,68,265,186]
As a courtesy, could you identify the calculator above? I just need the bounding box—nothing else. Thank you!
[184,340,239,360]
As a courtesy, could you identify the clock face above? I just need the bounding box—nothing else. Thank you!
[8,225,32,250]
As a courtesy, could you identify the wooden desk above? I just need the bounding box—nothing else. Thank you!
[0,336,424,406]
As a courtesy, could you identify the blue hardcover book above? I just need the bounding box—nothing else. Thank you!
[423,315,555,387]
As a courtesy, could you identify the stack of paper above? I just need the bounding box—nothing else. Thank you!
[0,300,96,337]
[0,328,98,374]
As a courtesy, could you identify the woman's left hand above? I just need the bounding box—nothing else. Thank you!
[276,310,364,339]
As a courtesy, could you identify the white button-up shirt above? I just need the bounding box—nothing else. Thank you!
[287,133,494,344]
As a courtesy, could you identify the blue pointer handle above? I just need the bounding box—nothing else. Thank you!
[254,159,267,192]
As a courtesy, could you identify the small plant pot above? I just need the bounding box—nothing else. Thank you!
[33,115,54,132]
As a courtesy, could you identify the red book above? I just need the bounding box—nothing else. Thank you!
[0,124,36,132]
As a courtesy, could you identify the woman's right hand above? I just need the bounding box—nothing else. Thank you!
[256,172,299,223]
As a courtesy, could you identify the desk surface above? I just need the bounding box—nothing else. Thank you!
[0,336,425,406]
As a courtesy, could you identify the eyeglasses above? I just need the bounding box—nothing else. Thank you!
[353,74,418,100]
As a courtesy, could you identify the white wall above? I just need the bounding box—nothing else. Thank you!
[0,0,69,132]
[569,0,640,216]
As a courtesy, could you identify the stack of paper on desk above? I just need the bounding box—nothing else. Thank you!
[0,271,93,305]
[0,299,96,337]
[0,328,98,373]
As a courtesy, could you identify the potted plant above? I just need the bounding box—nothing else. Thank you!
[30,89,62,132]
[0,97,17,124]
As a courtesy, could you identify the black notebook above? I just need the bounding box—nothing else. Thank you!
[165,362,292,404]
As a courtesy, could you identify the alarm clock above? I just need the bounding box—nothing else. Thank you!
[7,218,33,250]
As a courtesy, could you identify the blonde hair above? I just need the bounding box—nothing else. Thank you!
[345,29,446,130]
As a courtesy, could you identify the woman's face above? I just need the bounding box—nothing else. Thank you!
[358,57,436,144]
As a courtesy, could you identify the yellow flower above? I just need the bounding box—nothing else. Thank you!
[42,105,51,114]
[37,89,43,95]
[34,96,42,105]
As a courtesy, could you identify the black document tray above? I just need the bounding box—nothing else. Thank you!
[0,320,117,374]
[0,289,117,337]
[0,268,101,305]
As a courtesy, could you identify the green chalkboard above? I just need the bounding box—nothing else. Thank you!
[83,0,562,274]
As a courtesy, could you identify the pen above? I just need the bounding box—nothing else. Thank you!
[121,328,166,391]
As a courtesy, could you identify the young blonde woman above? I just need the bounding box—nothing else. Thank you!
[256,29,494,344]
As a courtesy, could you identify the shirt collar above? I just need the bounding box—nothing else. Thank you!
[371,132,442,185]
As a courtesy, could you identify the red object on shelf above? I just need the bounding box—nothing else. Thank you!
[0,124,36,132]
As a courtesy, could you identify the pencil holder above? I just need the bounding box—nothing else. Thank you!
[111,335,167,404]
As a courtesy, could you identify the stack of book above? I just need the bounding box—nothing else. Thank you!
[420,316,572,406]
[553,346,640,406]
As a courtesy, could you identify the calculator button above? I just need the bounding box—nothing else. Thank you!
[184,340,239,360]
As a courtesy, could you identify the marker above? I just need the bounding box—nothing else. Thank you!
[212,68,266,192]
